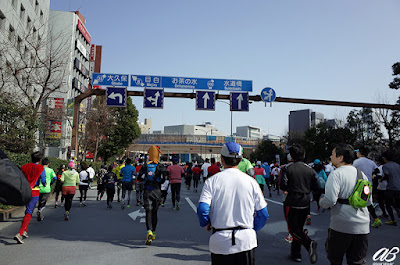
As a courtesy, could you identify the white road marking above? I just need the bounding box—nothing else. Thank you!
[185,197,197,213]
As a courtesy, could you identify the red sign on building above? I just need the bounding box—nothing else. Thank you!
[90,44,96,61]
[77,19,91,44]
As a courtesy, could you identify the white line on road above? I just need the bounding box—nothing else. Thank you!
[185,197,197,213]
[264,197,318,216]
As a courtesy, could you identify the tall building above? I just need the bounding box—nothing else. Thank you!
[289,109,324,135]
[236,126,263,139]
[44,10,91,158]
[139,118,152,134]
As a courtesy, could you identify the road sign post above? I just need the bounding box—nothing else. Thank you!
[143,88,164,109]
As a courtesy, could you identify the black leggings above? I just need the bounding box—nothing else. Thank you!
[64,194,74,212]
[161,190,168,204]
[106,188,115,205]
[193,177,200,189]
[79,185,88,202]
[376,189,387,216]
[171,183,181,206]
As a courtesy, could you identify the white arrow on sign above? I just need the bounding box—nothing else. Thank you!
[128,208,146,223]
[237,93,243,110]
[202,92,210,108]
[108,92,123,104]
[147,91,160,106]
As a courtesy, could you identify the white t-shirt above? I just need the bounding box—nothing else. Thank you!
[353,157,377,183]
[201,162,211,177]
[199,168,267,254]
[87,167,95,179]
[79,171,89,186]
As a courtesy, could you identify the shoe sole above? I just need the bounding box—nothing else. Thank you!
[309,241,318,264]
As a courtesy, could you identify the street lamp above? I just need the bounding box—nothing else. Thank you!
[195,128,212,160]
[217,100,233,141]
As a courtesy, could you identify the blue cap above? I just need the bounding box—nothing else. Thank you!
[313,159,321,165]
[220,142,243,158]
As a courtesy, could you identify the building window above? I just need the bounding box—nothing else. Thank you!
[32,27,36,39]
[40,10,43,21]
[0,10,5,31]
[17,36,22,51]
[8,25,15,42]
[20,4,25,20]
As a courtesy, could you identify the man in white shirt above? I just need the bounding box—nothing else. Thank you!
[320,144,372,265]
[201,158,211,182]
[353,147,382,228]
[197,142,269,265]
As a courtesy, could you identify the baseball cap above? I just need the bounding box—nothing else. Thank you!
[354,149,359,152]
[313,159,321,165]
[220,142,243,158]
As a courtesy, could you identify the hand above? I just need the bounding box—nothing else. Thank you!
[206,223,211,232]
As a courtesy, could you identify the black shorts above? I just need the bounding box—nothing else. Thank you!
[211,248,255,265]
[122,181,133,191]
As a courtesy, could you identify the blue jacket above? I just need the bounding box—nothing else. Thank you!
[261,163,271,178]
[120,164,136,182]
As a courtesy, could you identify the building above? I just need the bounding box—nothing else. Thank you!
[139,118,152,134]
[44,10,92,159]
[163,122,225,136]
[236,126,263,139]
[289,109,325,135]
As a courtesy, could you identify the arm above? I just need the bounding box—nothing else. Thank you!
[253,207,269,231]
[137,165,146,181]
[319,172,340,209]
[38,169,47,187]
[280,167,288,191]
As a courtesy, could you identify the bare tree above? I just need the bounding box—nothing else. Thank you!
[375,94,400,149]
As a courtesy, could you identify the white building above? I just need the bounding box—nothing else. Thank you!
[236,126,263,139]
[164,122,225,137]
[139,118,152,134]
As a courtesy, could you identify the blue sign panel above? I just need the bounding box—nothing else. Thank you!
[143,88,164,109]
[92,73,129,87]
[130,74,252,92]
[106,87,126,107]
[230,92,249,112]
[196,91,215,111]
[131,75,162,88]
[261,87,276,102]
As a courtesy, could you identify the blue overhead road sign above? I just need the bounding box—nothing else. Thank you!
[144,88,164,109]
[196,91,215,111]
[261,87,276,102]
[92,73,129,87]
[130,74,252,92]
[230,92,249,111]
[106,87,126,107]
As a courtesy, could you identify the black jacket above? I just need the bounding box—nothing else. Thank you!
[280,162,320,208]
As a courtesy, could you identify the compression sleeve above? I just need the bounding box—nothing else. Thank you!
[253,206,269,231]
[197,202,211,227]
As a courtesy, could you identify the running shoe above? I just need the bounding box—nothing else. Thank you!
[54,203,58,208]
[22,231,28,239]
[121,202,125,210]
[288,255,301,262]
[60,203,63,207]
[371,219,382,228]
[176,203,180,211]
[64,211,69,221]
[146,230,153,245]
[161,204,164,207]
[152,232,156,241]
[285,234,293,243]
[385,220,397,226]
[127,204,130,208]
[37,213,42,222]
[309,240,318,264]
[306,215,311,225]
[14,233,24,244]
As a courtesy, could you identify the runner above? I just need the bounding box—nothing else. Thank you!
[78,162,90,207]
[37,158,56,222]
[238,157,255,177]
[14,152,46,244]
[261,160,272,198]
[207,157,221,178]
[160,177,170,207]
[192,164,202,192]
[96,165,107,201]
[254,162,266,194]
[120,158,136,209]
[61,161,80,221]
[113,160,125,202]
[54,164,65,208]
[135,159,144,206]
[184,162,193,190]
[102,165,118,209]
[167,159,184,210]
[271,163,281,195]
[138,145,167,245]
[312,159,327,213]
[201,158,211,183]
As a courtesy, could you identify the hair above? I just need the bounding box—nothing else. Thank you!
[59,164,66,170]
[80,162,88,170]
[205,158,210,163]
[313,163,325,173]
[211,157,216,164]
[289,144,305,162]
[31,151,42,163]
[382,149,395,161]
[334,144,355,164]
[119,160,124,164]
[173,158,178,165]
[107,165,113,172]
[358,146,369,156]
[222,155,242,167]
[41,158,50,166]
[138,158,143,163]
[126,158,132,165]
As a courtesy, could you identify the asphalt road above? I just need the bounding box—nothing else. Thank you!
[0,183,399,265]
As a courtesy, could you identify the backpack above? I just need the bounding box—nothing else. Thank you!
[317,171,326,189]
[337,169,371,209]
[144,163,162,189]
[0,157,32,206]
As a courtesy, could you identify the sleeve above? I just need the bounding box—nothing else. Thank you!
[39,169,47,186]
[254,183,267,211]
[280,166,288,191]
[76,173,80,185]
[319,171,340,209]
[199,179,212,205]
[253,207,269,231]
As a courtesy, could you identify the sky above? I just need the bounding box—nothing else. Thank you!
[50,0,400,137]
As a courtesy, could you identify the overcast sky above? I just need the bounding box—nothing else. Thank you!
[51,0,400,136]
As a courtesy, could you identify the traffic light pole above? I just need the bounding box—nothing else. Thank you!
[71,89,400,160]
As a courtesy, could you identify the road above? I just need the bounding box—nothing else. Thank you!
[0,183,399,265]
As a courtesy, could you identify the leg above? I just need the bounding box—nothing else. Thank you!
[127,190,132,206]
[151,189,162,232]
[64,194,74,212]
[385,190,396,222]
[171,184,176,207]
[377,190,388,216]
[345,233,368,265]
[325,229,352,265]
[79,186,84,203]
[17,196,39,236]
